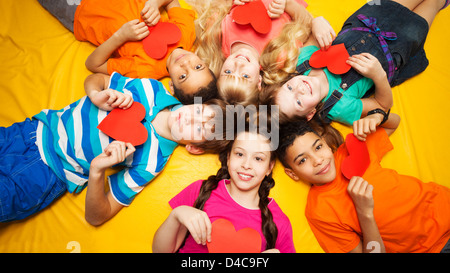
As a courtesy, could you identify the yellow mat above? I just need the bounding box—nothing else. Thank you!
[0,0,449,253]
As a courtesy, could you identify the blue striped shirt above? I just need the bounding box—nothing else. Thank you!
[34,72,182,205]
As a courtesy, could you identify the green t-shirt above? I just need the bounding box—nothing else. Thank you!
[297,46,374,125]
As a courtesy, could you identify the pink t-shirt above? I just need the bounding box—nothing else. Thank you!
[221,0,308,57]
[169,179,296,253]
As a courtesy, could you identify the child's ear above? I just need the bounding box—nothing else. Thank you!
[168,80,174,93]
[284,167,300,181]
[266,160,275,176]
[306,108,317,121]
[257,75,262,91]
[185,144,205,155]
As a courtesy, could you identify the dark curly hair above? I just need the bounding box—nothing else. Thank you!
[172,69,219,105]
[277,116,344,169]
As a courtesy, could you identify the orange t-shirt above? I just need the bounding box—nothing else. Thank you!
[73,0,196,79]
[306,129,450,253]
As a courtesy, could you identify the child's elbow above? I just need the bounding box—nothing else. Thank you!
[85,213,106,226]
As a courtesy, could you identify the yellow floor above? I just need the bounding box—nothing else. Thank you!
[0,0,449,253]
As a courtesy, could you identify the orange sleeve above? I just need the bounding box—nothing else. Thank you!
[166,7,196,51]
[365,128,394,163]
[307,213,361,253]
[107,57,138,78]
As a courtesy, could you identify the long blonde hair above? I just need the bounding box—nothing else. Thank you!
[192,0,313,82]
[192,0,232,77]
[259,12,313,86]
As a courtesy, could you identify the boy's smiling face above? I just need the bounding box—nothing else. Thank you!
[283,132,337,186]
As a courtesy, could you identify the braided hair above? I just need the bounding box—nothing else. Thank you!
[192,129,278,249]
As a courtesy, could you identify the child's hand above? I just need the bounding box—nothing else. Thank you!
[234,0,251,5]
[90,141,136,173]
[90,89,134,112]
[141,1,161,26]
[262,248,280,253]
[173,206,212,245]
[267,0,287,18]
[347,53,386,81]
[312,16,336,51]
[117,19,149,42]
[347,176,374,217]
[352,114,382,141]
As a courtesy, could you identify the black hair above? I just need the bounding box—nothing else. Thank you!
[173,69,219,105]
[276,116,344,169]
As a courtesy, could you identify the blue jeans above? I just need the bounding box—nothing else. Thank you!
[0,118,67,222]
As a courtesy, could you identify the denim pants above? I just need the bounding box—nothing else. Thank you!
[0,118,67,222]
[333,0,430,87]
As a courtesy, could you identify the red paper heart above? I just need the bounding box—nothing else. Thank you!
[143,22,181,60]
[341,133,370,179]
[232,0,272,34]
[309,43,351,74]
[207,219,261,253]
[97,101,148,146]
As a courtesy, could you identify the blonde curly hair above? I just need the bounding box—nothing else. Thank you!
[191,0,313,84]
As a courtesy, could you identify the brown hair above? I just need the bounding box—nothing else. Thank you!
[193,107,279,249]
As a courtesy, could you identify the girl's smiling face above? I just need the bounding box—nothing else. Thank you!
[227,132,275,194]
[275,75,324,120]
[220,46,262,89]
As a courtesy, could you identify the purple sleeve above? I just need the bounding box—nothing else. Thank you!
[168,180,203,209]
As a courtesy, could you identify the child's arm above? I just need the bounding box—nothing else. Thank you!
[347,176,386,253]
[141,0,181,26]
[86,141,136,226]
[353,112,400,141]
[85,20,149,74]
[347,53,393,114]
[152,205,212,253]
[84,73,133,111]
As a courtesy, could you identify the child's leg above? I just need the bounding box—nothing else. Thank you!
[410,0,446,26]
[0,119,67,222]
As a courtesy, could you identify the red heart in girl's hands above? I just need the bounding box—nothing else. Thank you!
[309,43,352,74]
[341,133,370,180]
[143,22,182,59]
[232,0,272,34]
[207,219,261,253]
[97,101,148,146]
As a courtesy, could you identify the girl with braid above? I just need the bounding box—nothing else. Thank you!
[152,123,295,253]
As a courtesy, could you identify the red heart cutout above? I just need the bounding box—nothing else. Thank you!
[341,133,370,179]
[207,219,261,253]
[97,101,148,146]
[232,0,272,34]
[309,43,352,74]
[143,22,182,60]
